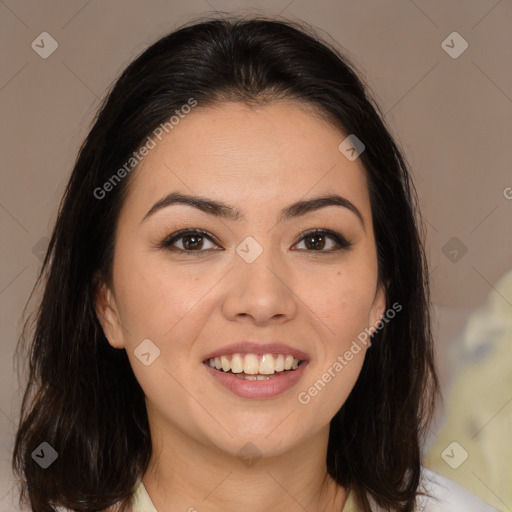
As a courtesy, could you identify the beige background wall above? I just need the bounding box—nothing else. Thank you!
[1,1,511,510]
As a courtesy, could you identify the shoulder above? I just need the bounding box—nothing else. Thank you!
[415,466,502,512]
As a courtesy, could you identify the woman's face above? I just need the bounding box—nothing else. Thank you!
[95,100,386,458]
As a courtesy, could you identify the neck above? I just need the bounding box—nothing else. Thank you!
[142,407,346,512]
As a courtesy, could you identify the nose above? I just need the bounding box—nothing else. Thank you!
[222,245,298,325]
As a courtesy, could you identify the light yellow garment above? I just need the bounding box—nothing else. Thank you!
[131,480,156,512]
[131,480,358,511]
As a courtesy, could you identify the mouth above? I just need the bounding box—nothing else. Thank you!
[202,349,309,399]
[203,353,306,380]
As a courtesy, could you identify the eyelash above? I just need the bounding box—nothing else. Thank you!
[158,228,353,255]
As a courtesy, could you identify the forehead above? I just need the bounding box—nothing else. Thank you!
[122,100,371,221]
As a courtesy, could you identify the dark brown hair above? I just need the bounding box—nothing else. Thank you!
[12,14,440,512]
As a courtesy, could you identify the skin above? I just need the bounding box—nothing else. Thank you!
[95,99,386,512]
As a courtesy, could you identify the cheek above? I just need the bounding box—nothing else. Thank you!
[304,265,378,339]
[114,254,212,343]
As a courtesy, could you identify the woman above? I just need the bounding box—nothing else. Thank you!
[12,15,501,512]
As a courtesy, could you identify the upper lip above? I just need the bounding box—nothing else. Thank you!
[202,341,310,363]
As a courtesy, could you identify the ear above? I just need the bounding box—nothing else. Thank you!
[368,280,388,333]
[94,277,126,349]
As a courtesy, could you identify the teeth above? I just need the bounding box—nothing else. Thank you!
[234,374,273,380]
[221,355,230,372]
[231,354,244,373]
[244,354,260,374]
[259,354,275,374]
[207,353,303,375]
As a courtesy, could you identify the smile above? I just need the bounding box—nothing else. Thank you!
[203,353,308,399]
[206,353,303,376]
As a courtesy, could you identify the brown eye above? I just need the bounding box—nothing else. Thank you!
[293,229,352,252]
[161,229,220,252]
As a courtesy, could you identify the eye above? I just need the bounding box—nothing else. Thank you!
[293,228,353,253]
[159,229,220,253]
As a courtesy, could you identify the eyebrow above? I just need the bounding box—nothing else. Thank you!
[141,191,365,229]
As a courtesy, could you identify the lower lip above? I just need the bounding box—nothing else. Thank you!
[203,361,309,399]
